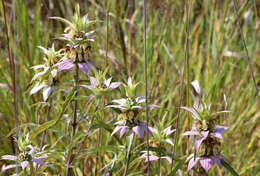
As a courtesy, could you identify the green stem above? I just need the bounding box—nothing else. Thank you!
[65,59,79,176]
[123,133,134,176]
[30,162,35,176]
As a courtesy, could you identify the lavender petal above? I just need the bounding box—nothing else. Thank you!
[21,161,29,170]
[88,59,97,69]
[180,106,200,119]
[56,59,75,71]
[1,164,18,171]
[1,155,17,161]
[32,158,47,166]
[110,82,122,89]
[214,125,229,133]
[182,130,199,136]
[111,126,122,136]
[80,84,93,90]
[188,157,200,171]
[199,157,213,172]
[161,156,173,164]
[78,62,90,76]
[120,126,129,138]
[211,156,221,166]
[133,126,142,138]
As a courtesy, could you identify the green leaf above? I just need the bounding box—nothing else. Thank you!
[169,160,185,176]
[90,145,123,153]
[29,89,76,140]
[49,16,76,30]
[29,119,56,140]
[221,159,239,176]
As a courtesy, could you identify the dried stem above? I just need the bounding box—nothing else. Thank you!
[232,0,260,104]
[172,0,192,172]
[2,0,20,174]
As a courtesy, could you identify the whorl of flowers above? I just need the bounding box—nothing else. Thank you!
[81,70,121,96]
[1,134,48,172]
[108,77,157,138]
[182,80,230,172]
[30,44,61,101]
[50,4,96,77]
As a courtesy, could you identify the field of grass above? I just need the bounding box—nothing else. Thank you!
[0,0,260,175]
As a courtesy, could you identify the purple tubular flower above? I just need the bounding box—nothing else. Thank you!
[111,121,153,138]
[182,125,229,151]
[187,153,227,172]
[1,154,47,171]
[54,58,96,76]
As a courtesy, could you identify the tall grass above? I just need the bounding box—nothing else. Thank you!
[0,0,259,175]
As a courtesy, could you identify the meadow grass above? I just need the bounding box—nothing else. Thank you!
[0,0,259,175]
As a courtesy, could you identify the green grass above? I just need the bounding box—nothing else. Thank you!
[0,0,259,175]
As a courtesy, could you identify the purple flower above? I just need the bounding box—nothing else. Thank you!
[1,145,48,171]
[54,57,96,77]
[182,125,229,151]
[140,151,173,164]
[187,153,227,172]
[81,76,121,95]
[111,120,153,138]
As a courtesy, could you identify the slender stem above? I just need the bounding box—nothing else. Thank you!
[143,0,150,175]
[2,0,20,174]
[232,0,260,104]
[172,0,192,171]
[40,99,52,151]
[104,0,110,69]
[65,60,79,176]
[30,162,35,175]
[123,134,134,176]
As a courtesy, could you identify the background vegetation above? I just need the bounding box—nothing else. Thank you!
[0,0,259,175]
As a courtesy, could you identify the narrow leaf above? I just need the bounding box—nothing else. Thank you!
[221,159,239,176]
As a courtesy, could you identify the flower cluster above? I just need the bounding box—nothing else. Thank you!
[1,134,48,172]
[182,80,230,172]
[108,78,158,138]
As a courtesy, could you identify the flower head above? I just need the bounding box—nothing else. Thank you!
[187,153,227,172]
[183,124,228,152]
[54,44,96,77]
[1,145,48,171]
[49,4,96,45]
